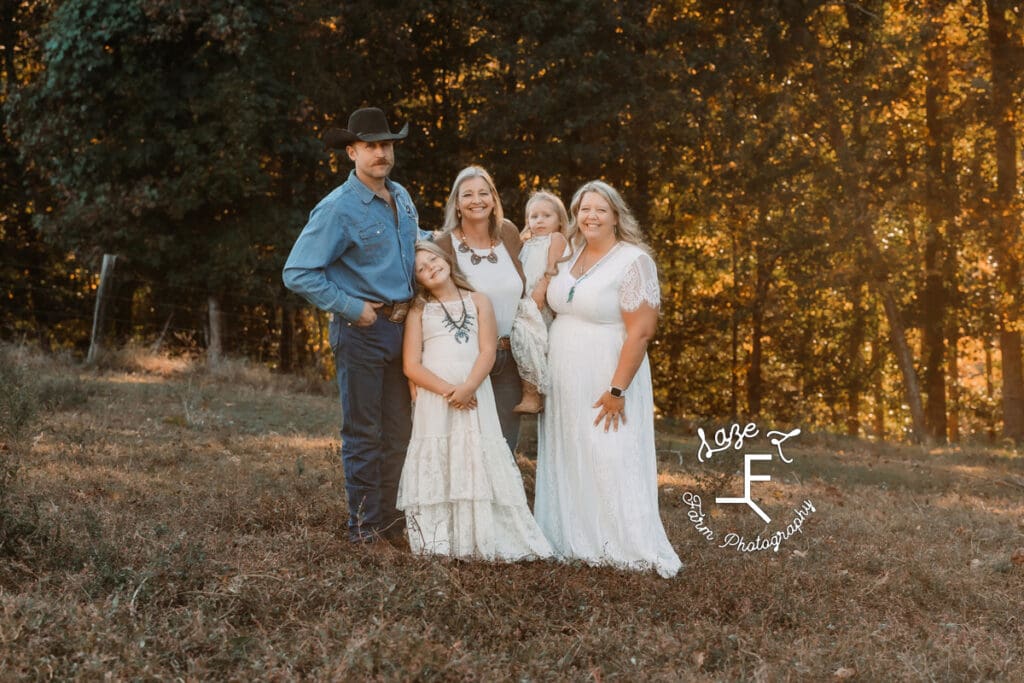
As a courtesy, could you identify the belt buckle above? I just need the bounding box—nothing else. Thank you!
[386,302,409,324]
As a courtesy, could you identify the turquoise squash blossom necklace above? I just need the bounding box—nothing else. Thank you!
[568,242,621,303]
[435,290,474,344]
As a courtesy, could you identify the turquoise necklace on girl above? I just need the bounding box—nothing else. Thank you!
[435,290,475,344]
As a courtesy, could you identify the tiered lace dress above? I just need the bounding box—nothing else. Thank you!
[535,243,682,578]
[397,297,553,561]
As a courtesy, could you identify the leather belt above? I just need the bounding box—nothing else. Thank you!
[497,336,511,351]
[378,301,411,324]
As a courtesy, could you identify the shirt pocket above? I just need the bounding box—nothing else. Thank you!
[357,223,390,258]
[399,196,418,224]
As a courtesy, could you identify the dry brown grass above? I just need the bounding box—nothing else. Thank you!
[2,346,1022,680]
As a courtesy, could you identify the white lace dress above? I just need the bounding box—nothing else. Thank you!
[519,234,553,293]
[512,234,573,392]
[397,297,553,561]
[535,243,682,578]
[510,235,553,392]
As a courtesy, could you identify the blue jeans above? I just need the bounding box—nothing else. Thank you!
[490,348,522,454]
[333,316,411,541]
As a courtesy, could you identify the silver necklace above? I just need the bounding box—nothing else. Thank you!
[456,230,498,265]
[434,291,474,344]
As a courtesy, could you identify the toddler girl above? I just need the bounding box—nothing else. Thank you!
[511,191,570,413]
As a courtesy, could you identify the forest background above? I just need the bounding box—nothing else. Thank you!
[2,0,1023,447]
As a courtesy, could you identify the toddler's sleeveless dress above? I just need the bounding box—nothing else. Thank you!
[511,234,555,391]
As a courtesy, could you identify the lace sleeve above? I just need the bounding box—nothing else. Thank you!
[619,252,661,312]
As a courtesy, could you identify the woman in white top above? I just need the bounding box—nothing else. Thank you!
[434,166,527,452]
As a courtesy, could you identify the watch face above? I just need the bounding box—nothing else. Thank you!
[610,387,623,398]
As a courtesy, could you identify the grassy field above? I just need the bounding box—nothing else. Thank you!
[2,346,1022,680]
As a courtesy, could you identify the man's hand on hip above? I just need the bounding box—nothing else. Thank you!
[355,301,384,327]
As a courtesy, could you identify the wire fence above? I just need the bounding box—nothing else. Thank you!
[1,256,333,355]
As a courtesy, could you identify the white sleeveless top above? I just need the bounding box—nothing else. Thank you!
[519,234,551,291]
[455,242,522,338]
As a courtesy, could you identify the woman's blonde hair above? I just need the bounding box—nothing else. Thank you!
[523,190,569,237]
[412,240,475,305]
[442,166,505,238]
[566,180,650,255]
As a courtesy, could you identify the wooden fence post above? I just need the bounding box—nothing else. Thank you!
[86,254,118,364]
[207,295,224,364]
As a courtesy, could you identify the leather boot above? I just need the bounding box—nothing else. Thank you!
[513,379,544,414]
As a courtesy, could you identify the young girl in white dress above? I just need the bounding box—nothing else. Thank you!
[510,191,570,414]
[398,241,553,561]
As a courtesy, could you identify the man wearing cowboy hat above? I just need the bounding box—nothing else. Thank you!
[283,107,422,544]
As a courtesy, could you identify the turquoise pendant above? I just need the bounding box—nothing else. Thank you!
[567,285,576,303]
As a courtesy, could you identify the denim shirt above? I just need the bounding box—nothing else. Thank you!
[282,170,422,329]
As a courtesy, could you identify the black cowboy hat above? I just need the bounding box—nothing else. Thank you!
[323,107,409,149]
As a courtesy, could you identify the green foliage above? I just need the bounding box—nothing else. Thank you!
[2,0,1023,440]
[0,1,84,349]
[7,0,323,292]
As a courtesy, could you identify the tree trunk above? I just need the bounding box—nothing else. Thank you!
[841,179,930,445]
[922,11,954,442]
[294,308,312,371]
[984,337,997,440]
[87,254,118,364]
[279,305,294,374]
[730,227,740,421]
[871,335,886,440]
[808,51,931,445]
[878,285,929,444]
[987,0,1024,441]
[746,241,773,419]
[151,313,174,353]
[946,326,960,442]
[746,311,763,419]
[112,278,138,346]
[1000,331,1024,440]
[207,295,224,364]
[845,287,867,437]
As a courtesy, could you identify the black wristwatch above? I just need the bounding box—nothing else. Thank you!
[609,386,625,398]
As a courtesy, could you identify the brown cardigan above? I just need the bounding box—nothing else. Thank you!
[435,218,527,298]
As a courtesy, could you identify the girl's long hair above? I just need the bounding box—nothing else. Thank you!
[412,240,475,306]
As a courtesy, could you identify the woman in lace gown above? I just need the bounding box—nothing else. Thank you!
[534,181,682,578]
[398,241,552,560]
